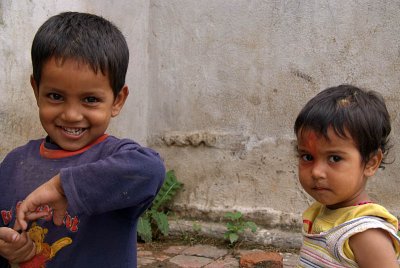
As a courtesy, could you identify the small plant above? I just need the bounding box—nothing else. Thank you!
[192,221,202,233]
[137,170,183,242]
[223,211,257,245]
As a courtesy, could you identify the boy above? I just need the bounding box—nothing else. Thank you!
[294,85,400,267]
[0,12,165,267]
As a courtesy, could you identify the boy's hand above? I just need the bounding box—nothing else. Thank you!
[0,227,36,263]
[16,174,67,230]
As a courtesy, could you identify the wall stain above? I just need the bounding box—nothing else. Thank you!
[0,1,4,26]
[150,131,248,151]
[290,68,315,85]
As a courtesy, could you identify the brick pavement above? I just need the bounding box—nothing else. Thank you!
[138,243,299,267]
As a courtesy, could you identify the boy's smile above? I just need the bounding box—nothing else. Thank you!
[297,127,380,209]
[31,57,128,151]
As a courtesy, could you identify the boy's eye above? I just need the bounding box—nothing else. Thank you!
[329,155,342,163]
[83,96,99,103]
[48,93,63,101]
[300,154,313,162]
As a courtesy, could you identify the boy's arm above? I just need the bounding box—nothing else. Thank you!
[16,175,66,231]
[349,228,398,267]
[0,227,36,264]
[59,143,165,216]
[17,141,165,225]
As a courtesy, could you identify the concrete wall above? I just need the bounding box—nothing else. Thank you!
[147,0,400,229]
[1,0,400,233]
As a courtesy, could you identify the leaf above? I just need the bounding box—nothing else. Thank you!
[151,210,169,236]
[223,232,230,240]
[152,170,183,211]
[137,216,152,243]
[224,211,242,221]
[229,233,239,244]
[226,222,236,229]
[246,221,258,232]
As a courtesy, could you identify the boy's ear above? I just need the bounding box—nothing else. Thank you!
[30,75,39,105]
[111,85,129,117]
[364,150,383,177]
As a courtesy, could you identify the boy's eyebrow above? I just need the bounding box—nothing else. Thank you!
[296,146,308,152]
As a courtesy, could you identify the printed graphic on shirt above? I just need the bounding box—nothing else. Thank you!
[19,222,72,268]
[303,219,313,234]
[1,209,12,225]
[1,202,80,232]
[1,202,80,267]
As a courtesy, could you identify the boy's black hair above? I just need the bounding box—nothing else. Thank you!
[294,84,391,167]
[31,12,129,97]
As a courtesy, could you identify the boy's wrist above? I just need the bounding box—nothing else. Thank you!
[51,174,65,197]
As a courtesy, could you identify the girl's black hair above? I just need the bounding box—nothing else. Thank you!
[294,84,391,167]
[31,12,129,97]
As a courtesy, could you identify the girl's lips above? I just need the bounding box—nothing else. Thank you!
[313,186,329,191]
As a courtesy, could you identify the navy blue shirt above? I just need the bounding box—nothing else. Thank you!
[0,135,165,267]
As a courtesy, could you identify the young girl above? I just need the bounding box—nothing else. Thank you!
[294,85,400,267]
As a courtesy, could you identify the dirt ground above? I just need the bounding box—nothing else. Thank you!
[139,235,299,255]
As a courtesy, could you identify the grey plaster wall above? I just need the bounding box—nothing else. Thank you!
[147,0,400,228]
[1,1,400,231]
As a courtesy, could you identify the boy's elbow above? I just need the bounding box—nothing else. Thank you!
[152,158,166,189]
[141,150,166,187]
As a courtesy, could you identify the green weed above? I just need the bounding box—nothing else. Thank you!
[137,170,183,242]
[223,211,257,245]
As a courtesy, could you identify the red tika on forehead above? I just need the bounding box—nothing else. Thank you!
[305,131,318,155]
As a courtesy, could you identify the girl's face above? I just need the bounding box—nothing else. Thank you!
[296,127,381,209]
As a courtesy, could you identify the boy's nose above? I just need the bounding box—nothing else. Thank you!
[61,104,83,122]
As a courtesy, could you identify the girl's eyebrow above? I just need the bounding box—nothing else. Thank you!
[325,149,348,155]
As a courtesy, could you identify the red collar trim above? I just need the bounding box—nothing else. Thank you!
[354,201,374,206]
[40,134,109,159]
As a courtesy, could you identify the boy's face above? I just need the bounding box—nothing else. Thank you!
[296,127,381,209]
[31,57,128,151]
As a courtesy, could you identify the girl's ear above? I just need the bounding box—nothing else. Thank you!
[364,150,383,177]
[111,85,129,117]
[30,75,39,105]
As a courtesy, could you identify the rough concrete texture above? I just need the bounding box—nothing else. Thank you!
[147,0,400,227]
[168,219,302,250]
[1,0,400,245]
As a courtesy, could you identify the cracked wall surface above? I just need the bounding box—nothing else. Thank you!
[1,1,400,230]
[147,0,400,227]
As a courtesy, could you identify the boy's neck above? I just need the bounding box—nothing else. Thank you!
[41,134,109,159]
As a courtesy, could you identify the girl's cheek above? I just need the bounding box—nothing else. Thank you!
[298,160,313,168]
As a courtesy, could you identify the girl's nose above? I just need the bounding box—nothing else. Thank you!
[311,161,326,179]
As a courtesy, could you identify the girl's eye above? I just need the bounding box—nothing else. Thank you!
[84,96,99,103]
[48,93,63,101]
[329,155,342,163]
[300,154,313,162]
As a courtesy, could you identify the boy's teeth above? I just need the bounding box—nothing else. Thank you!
[62,127,84,135]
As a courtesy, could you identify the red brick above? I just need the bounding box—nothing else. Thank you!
[240,252,283,268]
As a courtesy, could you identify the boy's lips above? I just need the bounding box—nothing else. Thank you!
[60,126,87,136]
